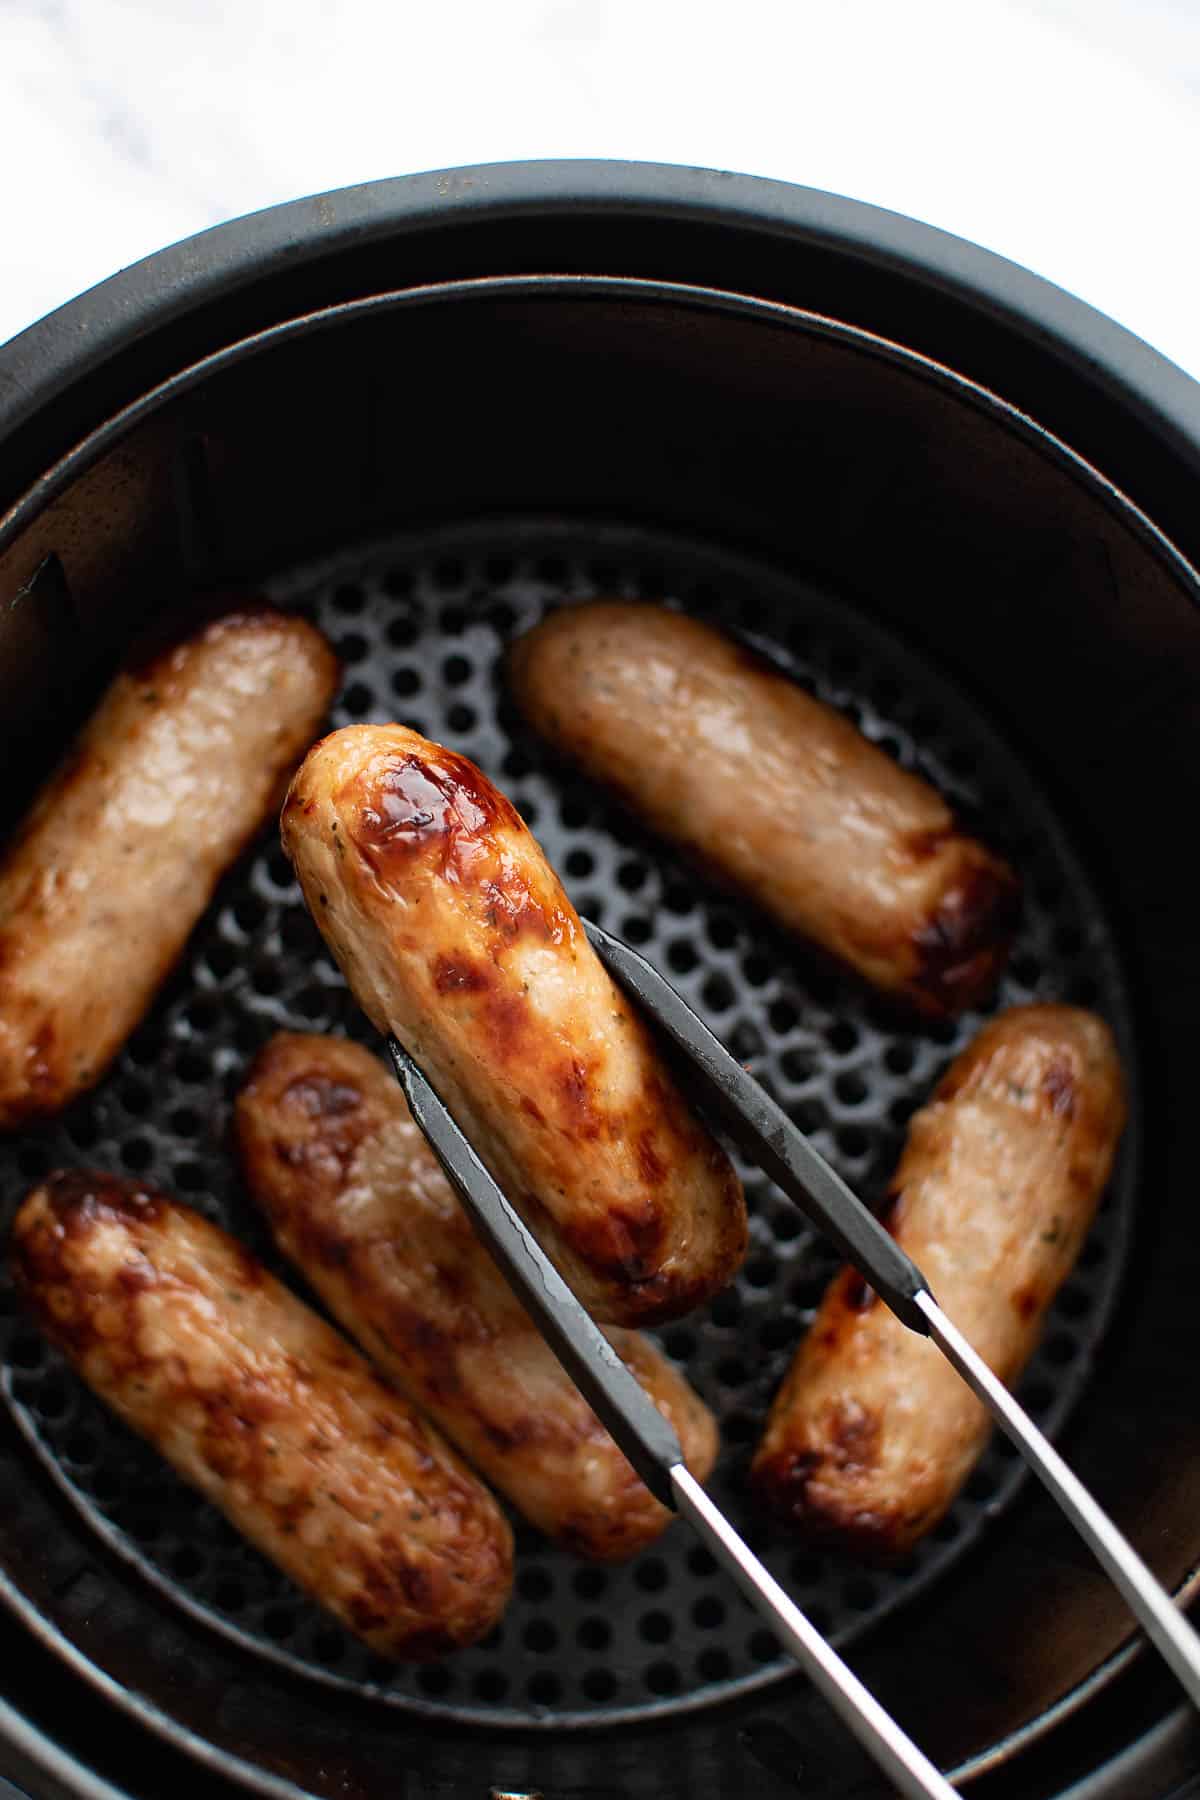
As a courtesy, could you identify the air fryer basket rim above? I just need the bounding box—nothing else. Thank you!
[1,161,1199,560]
[3,273,1199,605]
[1,166,1200,1800]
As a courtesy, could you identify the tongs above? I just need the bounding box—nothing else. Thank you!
[388,919,1200,1800]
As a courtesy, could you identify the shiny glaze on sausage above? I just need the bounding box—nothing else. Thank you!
[236,1031,719,1559]
[751,1006,1125,1556]
[0,608,338,1128]
[10,1171,512,1656]
[280,724,746,1326]
[509,602,1019,1016]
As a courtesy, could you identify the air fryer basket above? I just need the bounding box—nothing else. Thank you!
[0,511,1144,1736]
[1,169,1200,1800]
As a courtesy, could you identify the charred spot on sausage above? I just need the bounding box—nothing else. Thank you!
[283,1075,364,1121]
[431,956,491,996]
[1042,1057,1079,1119]
[910,855,1021,1011]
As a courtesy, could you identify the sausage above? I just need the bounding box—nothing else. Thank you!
[10,1170,512,1657]
[280,724,746,1327]
[0,608,339,1129]
[236,1031,719,1560]
[508,603,1019,1017]
[750,1005,1126,1557]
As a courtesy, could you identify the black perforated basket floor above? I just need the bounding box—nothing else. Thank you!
[0,517,1140,1731]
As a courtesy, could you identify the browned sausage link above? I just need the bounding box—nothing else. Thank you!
[508,603,1019,1017]
[236,1031,719,1560]
[10,1172,513,1656]
[750,1005,1126,1557]
[0,608,339,1129]
[280,724,746,1327]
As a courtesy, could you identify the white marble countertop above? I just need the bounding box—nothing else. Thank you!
[3,0,1199,383]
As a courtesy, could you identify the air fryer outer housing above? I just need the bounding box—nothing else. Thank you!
[1,163,1200,1800]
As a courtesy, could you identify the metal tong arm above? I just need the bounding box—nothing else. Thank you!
[583,919,928,1330]
[388,1036,959,1800]
[387,1036,682,1508]
[917,1293,1200,1711]
[583,918,1200,1713]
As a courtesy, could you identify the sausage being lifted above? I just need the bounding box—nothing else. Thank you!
[751,1005,1126,1557]
[281,724,746,1326]
[509,602,1019,1017]
[237,1032,719,1559]
[11,1171,513,1657]
[0,608,338,1128]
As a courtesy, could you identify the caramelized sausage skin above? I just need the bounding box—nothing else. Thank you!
[0,608,338,1128]
[237,1032,718,1559]
[509,603,1019,1016]
[10,1171,512,1657]
[280,724,746,1326]
[751,1006,1125,1557]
